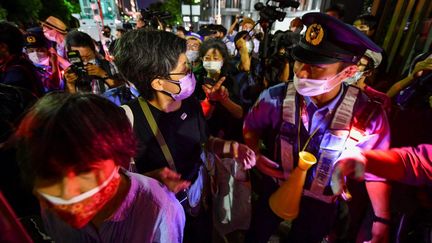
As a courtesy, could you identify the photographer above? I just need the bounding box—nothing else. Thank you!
[232,31,264,110]
[228,16,260,56]
[265,29,301,86]
[64,30,121,94]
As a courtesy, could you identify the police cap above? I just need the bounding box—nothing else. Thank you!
[24,30,49,49]
[292,12,382,64]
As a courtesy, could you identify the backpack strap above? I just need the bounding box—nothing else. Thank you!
[121,104,134,127]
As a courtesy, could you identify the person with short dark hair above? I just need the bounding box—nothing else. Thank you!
[325,4,345,20]
[290,17,304,33]
[115,30,255,243]
[213,24,228,39]
[176,26,187,39]
[199,39,244,122]
[353,14,378,39]
[100,25,114,59]
[15,93,185,242]
[0,21,44,97]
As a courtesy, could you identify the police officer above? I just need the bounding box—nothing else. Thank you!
[24,28,63,92]
[243,13,391,242]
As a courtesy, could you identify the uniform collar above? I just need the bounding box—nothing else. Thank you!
[303,84,345,114]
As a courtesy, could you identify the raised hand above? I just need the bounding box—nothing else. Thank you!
[202,76,228,102]
[411,57,432,78]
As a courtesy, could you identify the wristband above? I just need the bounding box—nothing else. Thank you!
[373,214,391,225]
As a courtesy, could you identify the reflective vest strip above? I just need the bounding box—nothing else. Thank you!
[280,83,297,179]
[307,86,359,200]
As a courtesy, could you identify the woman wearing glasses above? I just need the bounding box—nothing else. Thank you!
[114,30,255,243]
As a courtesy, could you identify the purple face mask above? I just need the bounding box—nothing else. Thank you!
[164,72,197,101]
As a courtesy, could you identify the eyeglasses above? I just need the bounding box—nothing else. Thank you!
[187,44,200,49]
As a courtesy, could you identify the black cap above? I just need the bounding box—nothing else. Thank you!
[292,12,382,64]
[24,29,49,49]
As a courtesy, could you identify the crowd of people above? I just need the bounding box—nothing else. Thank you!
[1,5,432,243]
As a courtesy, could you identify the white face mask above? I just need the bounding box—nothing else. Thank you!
[344,71,364,85]
[293,67,351,96]
[203,61,223,73]
[38,166,119,205]
[28,52,50,66]
[186,50,199,62]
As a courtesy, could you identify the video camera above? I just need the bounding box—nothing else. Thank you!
[255,0,300,23]
[140,8,172,29]
[253,1,300,85]
[270,30,301,59]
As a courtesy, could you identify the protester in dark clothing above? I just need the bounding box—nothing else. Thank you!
[0,84,39,218]
[0,84,48,242]
[114,30,255,243]
[0,22,44,97]
[199,39,244,141]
